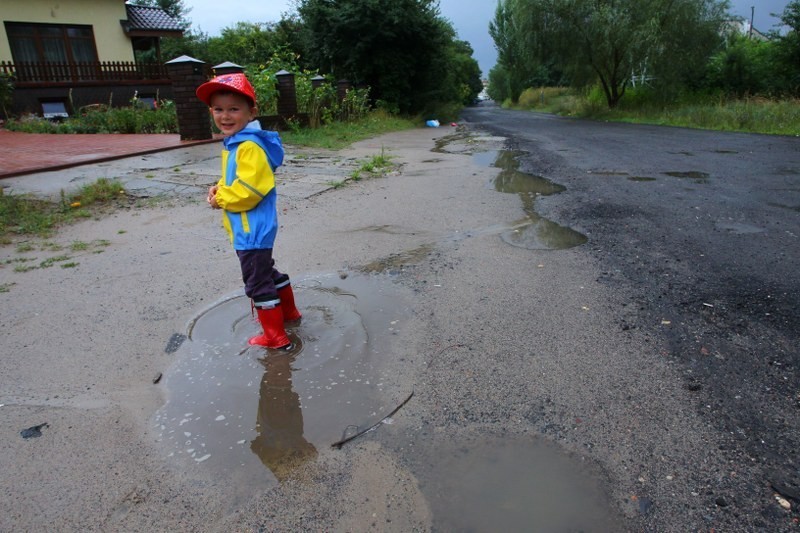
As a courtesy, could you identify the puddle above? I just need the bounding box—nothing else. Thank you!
[401,433,624,531]
[715,221,766,234]
[587,170,630,176]
[768,202,800,213]
[153,272,411,503]
[360,243,434,274]
[664,171,710,183]
[475,150,587,250]
[432,130,506,155]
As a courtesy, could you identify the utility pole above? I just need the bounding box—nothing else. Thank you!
[749,6,755,39]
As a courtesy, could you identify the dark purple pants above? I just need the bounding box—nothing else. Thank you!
[236,249,290,309]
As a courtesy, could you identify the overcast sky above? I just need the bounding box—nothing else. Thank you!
[185,0,792,77]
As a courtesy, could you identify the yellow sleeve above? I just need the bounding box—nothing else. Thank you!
[216,141,276,213]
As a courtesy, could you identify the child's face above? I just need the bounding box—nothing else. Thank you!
[209,92,256,136]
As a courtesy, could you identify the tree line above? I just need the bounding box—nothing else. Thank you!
[488,0,800,108]
[133,0,483,118]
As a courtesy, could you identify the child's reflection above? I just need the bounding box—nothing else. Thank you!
[250,351,317,481]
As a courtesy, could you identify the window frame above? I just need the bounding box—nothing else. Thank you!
[5,22,100,65]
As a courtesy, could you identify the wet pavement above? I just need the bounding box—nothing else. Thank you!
[0,130,375,202]
[0,130,219,179]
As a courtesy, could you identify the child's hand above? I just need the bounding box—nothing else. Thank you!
[207,186,220,209]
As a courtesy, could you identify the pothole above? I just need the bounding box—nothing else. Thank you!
[664,171,710,183]
[153,272,412,502]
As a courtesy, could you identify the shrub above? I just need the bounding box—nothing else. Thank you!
[0,73,13,120]
[5,99,178,134]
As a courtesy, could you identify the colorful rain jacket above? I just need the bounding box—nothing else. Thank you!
[214,122,285,250]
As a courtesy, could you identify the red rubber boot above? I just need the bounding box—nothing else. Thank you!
[249,306,292,349]
[278,284,302,322]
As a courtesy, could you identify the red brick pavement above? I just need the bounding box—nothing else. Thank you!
[0,130,219,179]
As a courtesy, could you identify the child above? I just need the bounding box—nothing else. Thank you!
[196,72,301,350]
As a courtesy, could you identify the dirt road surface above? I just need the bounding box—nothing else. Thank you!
[2,121,794,531]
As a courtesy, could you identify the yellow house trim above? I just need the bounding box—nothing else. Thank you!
[0,0,134,63]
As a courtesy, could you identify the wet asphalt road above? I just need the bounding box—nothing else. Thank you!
[460,103,800,529]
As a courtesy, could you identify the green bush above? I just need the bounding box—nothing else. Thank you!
[0,73,13,119]
[5,99,178,134]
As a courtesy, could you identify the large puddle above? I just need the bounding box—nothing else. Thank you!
[153,272,412,503]
[474,150,587,250]
[399,432,624,530]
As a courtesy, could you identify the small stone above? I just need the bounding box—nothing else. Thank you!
[165,333,186,354]
[776,495,792,510]
[20,423,49,439]
[715,497,728,507]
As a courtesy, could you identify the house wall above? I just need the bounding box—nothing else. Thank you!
[0,0,133,62]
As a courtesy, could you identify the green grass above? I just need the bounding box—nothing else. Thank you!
[282,109,417,149]
[0,178,127,240]
[508,87,800,136]
[39,255,72,268]
[3,238,111,277]
[615,98,800,135]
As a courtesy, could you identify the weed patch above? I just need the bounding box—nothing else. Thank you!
[0,178,128,240]
[282,110,416,149]
[508,87,800,135]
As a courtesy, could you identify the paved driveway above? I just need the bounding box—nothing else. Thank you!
[0,130,218,178]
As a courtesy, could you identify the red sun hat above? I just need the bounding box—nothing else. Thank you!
[196,73,257,106]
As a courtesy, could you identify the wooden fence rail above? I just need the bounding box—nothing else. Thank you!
[0,61,169,84]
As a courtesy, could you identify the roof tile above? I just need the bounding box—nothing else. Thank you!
[125,4,183,31]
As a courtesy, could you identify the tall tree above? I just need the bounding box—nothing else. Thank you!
[489,0,564,102]
[296,0,460,114]
[774,0,800,94]
[490,0,729,108]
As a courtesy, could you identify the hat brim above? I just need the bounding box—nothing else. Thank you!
[196,81,255,107]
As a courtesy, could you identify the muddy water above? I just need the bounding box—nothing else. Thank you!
[398,433,624,531]
[152,272,411,501]
[474,150,587,250]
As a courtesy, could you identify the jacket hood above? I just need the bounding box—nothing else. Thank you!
[224,123,284,171]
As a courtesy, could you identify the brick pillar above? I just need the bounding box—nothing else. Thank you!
[311,75,326,90]
[337,79,352,102]
[275,70,298,119]
[166,55,212,141]
[212,61,244,76]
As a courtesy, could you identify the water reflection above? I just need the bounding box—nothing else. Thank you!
[153,272,410,505]
[251,351,318,481]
